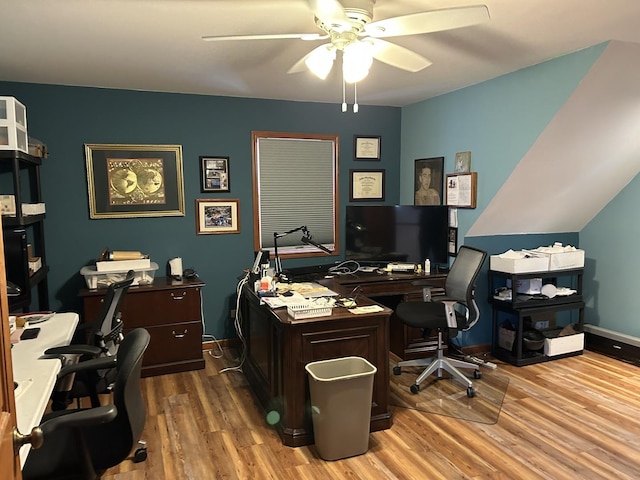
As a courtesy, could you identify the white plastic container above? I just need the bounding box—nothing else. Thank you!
[80,262,158,289]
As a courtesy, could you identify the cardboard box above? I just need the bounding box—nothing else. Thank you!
[28,257,42,274]
[545,250,585,270]
[544,332,584,356]
[490,253,549,273]
[529,245,585,270]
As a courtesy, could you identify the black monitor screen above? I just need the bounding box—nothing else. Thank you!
[345,205,449,266]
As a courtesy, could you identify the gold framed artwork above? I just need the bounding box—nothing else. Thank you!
[195,198,240,235]
[85,143,185,219]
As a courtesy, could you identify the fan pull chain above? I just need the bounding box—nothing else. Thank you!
[353,82,359,113]
[341,78,347,112]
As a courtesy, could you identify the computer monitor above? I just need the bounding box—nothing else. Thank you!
[345,205,449,266]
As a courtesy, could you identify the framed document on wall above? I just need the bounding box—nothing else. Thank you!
[446,172,477,208]
[350,169,385,201]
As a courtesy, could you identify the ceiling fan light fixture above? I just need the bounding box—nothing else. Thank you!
[305,45,336,80]
[342,41,373,83]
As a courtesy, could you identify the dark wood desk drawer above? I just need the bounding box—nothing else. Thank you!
[79,277,205,377]
[121,288,201,328]
[126,321,204,376]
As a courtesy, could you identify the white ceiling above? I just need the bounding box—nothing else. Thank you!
[1,0,640,107]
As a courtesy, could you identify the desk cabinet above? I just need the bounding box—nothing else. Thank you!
[79,277,205,377]
[489,268,585,366]
[239,284,392,447]
[331,272,446,360]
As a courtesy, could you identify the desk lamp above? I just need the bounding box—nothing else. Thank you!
[273,226,331,277]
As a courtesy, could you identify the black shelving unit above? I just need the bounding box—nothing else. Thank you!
[1,149,49,312]
[489,267,584,366]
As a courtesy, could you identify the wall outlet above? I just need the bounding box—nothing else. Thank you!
[230,308,236,319]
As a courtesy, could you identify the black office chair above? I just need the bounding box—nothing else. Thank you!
[46,271,135,410]
[21,328,150,480]
[393,245,487,397]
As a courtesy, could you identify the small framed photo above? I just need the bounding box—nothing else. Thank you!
[354,135,381,160]
[350,169,385,201]
[196,198,240,235]
[448,227,458,256]
[200,156,230,192]
[454,151,471,173]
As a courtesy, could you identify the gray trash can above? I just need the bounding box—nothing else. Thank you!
[305,356,377,461]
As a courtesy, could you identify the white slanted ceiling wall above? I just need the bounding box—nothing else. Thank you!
[468,41,640,236]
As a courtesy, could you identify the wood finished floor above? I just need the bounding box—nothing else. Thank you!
[102,349,640,480]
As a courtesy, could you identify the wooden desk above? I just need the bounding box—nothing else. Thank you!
[12,312,79,467]
[240,284,393,447]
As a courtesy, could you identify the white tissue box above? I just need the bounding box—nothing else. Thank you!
[490,253,548,273]
[507,278,542,294]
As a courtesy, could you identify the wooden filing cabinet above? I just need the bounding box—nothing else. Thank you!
[79,277,206,377]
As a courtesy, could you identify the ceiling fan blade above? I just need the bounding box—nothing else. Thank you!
[287,43,334,74]
[307,0,348,25]
[202,33,326,42]
[369,38,432,72]
[364,5,490,38]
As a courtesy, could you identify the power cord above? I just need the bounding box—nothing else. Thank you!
[217,273,249,374]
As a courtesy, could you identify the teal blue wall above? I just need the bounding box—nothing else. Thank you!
[581,174,640,337]
[0,82,401,339]
[400,44,607,346]
[3,42,634,347]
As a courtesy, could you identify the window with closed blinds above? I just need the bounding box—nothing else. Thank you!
[252,131,338,259]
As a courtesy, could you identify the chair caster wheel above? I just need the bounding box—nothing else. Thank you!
[133,447,147,463]
[410,384,420,394]
[467,387,475,398]
[393,366,402,376]
[474,370,482,379]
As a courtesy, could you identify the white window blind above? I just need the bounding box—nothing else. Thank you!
[252,132,338,257]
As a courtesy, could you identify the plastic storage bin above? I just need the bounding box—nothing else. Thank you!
[305,356,377,461]
[80,262,158,289]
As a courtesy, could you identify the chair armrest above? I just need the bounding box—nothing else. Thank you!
[45,344,102,358]
[40,405,117,434]
[57,356,117,381]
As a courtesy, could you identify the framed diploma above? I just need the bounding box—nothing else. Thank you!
[354,135,381,160]
[349,169,385,201]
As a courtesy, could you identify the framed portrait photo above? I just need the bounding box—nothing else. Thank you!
[448,227,458,256]
[354,135,381,160]
[195,198,240,235]
[350,169,385,201]
[85,143,185,219]
[200,156,230,193]
[414,157,444,206]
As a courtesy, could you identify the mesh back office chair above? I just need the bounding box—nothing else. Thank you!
[22,328,150,480]
[393,245,487,397]
[46,271,135,410]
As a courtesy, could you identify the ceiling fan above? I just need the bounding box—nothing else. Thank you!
[202,1,489,111]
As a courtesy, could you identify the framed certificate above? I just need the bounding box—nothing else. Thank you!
[349,169,385,201]
[354,135,381,160]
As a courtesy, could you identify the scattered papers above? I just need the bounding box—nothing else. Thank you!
[348,305,384,315]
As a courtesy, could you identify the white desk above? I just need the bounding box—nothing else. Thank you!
[11,312,79,467]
